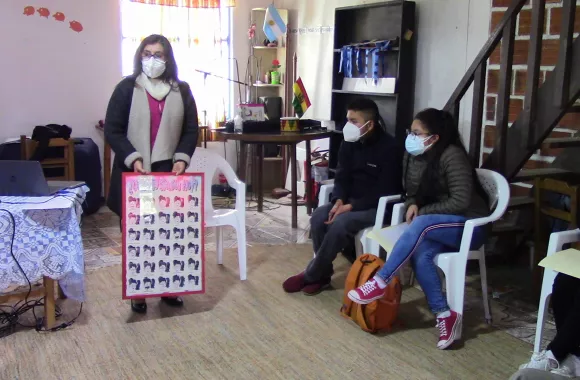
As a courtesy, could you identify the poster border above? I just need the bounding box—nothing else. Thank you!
[121,171,205,300]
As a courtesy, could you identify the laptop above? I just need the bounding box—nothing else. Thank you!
[0,160,74,196]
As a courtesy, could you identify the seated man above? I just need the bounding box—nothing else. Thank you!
[283,98,403,295]
[510,273,580,379]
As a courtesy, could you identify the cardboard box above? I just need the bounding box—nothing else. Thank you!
[239,104,265,121]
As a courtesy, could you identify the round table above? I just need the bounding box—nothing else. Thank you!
[219,130,333,228]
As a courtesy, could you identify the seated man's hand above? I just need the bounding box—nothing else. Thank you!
[327,199,343,223]
[325,202,352,224]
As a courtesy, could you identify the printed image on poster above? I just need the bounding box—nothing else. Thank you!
[122,172,205,299]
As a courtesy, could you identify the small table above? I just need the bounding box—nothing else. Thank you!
[0,184,89,328]
[219,130,333,228]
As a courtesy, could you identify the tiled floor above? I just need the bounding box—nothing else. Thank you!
[81,199,555,349]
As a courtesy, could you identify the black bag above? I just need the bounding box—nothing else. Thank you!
[30,124,72,161]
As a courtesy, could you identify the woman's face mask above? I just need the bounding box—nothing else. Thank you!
[343,121,370,142]
[142,57,166,79]
[405,134,435,156]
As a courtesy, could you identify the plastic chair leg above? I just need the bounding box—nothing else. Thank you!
[216,226,223,265]
[235,218,247,281]
[478,252,492,324]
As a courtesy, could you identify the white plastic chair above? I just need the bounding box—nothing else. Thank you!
[318,182,401,257]
[533,228,580,353]
[387,169,510,325]
[186,148,247,280]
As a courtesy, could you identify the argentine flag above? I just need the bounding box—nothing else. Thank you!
[263,4,287,43]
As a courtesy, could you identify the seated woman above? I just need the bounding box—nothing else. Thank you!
[511,273,580,379]
[348,108,489,350]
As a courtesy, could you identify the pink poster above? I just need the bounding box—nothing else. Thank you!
[121,173,205,299]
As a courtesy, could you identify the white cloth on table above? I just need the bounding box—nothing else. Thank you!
[0,184,89,301]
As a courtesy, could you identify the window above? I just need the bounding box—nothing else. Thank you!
[120,0,233,125]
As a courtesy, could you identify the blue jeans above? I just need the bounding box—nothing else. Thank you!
[376,214,487,314]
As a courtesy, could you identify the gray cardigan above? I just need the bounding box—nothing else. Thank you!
[403,145,489,219]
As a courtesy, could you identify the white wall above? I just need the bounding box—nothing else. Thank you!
[0,0,122,152]
[414,0,492,144]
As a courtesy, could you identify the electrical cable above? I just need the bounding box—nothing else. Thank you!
[0,204,83,338]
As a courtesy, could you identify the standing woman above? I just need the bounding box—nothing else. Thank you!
[105,34,199,313]
[348,108,489,350]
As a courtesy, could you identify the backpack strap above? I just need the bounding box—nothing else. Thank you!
[352,259,383,332]
[341,257,366,316]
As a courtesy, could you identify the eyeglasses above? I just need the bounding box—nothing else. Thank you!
[142,52,165,60]
[406,130,430,137]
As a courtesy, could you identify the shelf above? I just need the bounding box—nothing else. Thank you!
[253,83,284,87]
[333,48,399,52]
[332,89,397,97]
[253,46,283,50]
[252,7,267,11]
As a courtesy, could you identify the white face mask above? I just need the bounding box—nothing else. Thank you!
[405,134,434,156]
[142,57,166,79]
[343,121,370,142]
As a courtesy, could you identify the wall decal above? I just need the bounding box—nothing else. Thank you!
[53,12,65,22]
[23,6,35,16]
[69,21,83,33]
[36,7,50,18]
[22,6,83,33]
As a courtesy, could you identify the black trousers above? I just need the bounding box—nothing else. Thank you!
[547,273,580,361]
[304,203,377,282]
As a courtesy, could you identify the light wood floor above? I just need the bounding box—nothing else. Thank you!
[1,244,530,380]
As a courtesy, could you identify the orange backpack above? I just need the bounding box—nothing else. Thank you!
[340,254,402,334]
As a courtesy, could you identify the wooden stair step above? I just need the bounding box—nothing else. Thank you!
[542,137,580,148]
[513,168,572,181]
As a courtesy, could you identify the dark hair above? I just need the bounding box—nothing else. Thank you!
[347,98,379,122]
[347,98,388,132]
[133,34,179,84]
[412,108,488,207]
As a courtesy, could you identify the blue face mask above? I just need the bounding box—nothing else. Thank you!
[405,134,433,156]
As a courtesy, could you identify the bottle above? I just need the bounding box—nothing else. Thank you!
[234,109,243,133]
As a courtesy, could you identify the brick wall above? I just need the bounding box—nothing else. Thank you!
[485,0,580,195]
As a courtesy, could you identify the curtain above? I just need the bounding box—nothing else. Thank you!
[129,0,235,8]
[121,0,232,126]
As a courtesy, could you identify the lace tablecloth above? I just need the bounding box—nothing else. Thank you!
[0,185,89,301]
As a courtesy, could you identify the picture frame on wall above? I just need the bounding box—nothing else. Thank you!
[121,172,205,299]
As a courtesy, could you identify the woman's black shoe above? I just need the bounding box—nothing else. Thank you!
[131,300,147,314]
[161,297,184,307]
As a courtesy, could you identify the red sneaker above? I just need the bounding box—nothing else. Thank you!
[436,310,462,350]
[283,272,306,293]
[347,279,386,304]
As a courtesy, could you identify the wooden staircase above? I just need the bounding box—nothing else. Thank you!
[443,0,580,179]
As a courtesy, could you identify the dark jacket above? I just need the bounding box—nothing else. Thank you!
[104,76,199,216]
[403,145,489,219]
[332,128,403,211]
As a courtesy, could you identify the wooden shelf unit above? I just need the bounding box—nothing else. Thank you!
[328,0,417,175]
